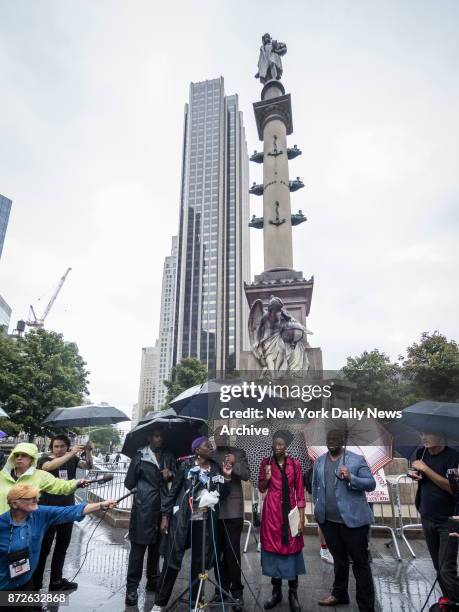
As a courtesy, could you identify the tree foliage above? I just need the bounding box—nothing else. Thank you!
[342,349,406,411]
[342,331,459,409]
[0,416,21,437]
[163,357,208,407]
[0,328,89,439]
[401,331,459,402]
[89,427,121,452]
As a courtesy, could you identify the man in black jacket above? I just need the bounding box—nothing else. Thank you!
[124,428,175,607]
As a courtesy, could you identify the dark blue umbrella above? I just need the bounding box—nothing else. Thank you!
[400,401,459,440]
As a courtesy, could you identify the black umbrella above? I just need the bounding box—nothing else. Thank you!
[138,411,157,424]
[170,380,235,420]
[42,404,130,428]
[171,379,282,421]
[122,411,207,459]
[400,401,459,440]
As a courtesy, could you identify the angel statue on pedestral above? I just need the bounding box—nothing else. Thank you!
[248,295,312,373]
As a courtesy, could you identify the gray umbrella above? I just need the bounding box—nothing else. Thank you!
[42,404,130,428]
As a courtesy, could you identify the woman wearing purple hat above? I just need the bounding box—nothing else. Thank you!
[153,436,233,611]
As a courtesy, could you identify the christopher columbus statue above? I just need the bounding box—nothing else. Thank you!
[255,33,287,84]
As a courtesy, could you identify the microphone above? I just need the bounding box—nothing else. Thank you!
[116,487,137,503]
[177,454,195,462]
[78,474,114,487]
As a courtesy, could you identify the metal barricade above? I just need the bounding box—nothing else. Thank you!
[304,482,404,561]
[386,474,421,558]
[76,466,132,510]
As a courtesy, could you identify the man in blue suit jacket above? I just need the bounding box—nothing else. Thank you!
[312,430,376,611]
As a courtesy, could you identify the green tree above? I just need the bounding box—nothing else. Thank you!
[341,349,408,411]
[0,416,21,437]
[0,328,89,440]
[401,331,459,402]
[163,357,208,407]
[89,427,121,453]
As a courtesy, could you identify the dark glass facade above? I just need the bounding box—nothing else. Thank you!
[0,194,12,260]
[173,78,249,374]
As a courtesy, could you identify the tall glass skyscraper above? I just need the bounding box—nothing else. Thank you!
[0,194,12,260]
[155,236,178,409]
[0,194,13,330]
[173,78,250,374]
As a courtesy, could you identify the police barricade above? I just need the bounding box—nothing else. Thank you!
[385,474,420,559]
[75,466,133,510]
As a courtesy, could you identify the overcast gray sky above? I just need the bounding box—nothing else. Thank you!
[0,0,458,420]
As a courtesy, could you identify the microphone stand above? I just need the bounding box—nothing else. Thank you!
[165,508,239,612]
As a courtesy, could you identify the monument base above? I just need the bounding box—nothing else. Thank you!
[239,347,323,375]
[244,271,314,329]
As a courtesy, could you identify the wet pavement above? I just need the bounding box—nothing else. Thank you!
[43,518,440,611]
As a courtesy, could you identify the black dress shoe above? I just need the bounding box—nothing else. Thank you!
[125,589,138,606]
[288,589,301,612]
[232,597,244,612]
[264,590,282,610]
[50,578,78,591]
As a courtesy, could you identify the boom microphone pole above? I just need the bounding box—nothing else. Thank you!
[117,487,137,503]
[77,473,114,487]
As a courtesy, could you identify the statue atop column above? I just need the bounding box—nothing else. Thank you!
[255,33,287,84]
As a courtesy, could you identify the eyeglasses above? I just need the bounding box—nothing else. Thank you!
[15,497,38,503]
[14,454,32,459]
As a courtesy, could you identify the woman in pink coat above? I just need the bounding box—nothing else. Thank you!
[258,431,306,612]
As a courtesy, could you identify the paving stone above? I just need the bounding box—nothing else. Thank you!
[40,518,442,611]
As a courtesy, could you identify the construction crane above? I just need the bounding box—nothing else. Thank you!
[26,267,72,329]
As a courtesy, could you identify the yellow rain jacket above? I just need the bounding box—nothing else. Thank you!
[0,442,78,514]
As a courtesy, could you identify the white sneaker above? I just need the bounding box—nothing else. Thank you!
[320,547,334,564]
[151,606,163,612]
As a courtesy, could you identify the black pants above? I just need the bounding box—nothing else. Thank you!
[126,541,161,590]
[422,517,459,603]
[216,518,244,598]
[320,521,375,612]
[270,577,298,591]
[155,520,207,607]
[33,522,74,589]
